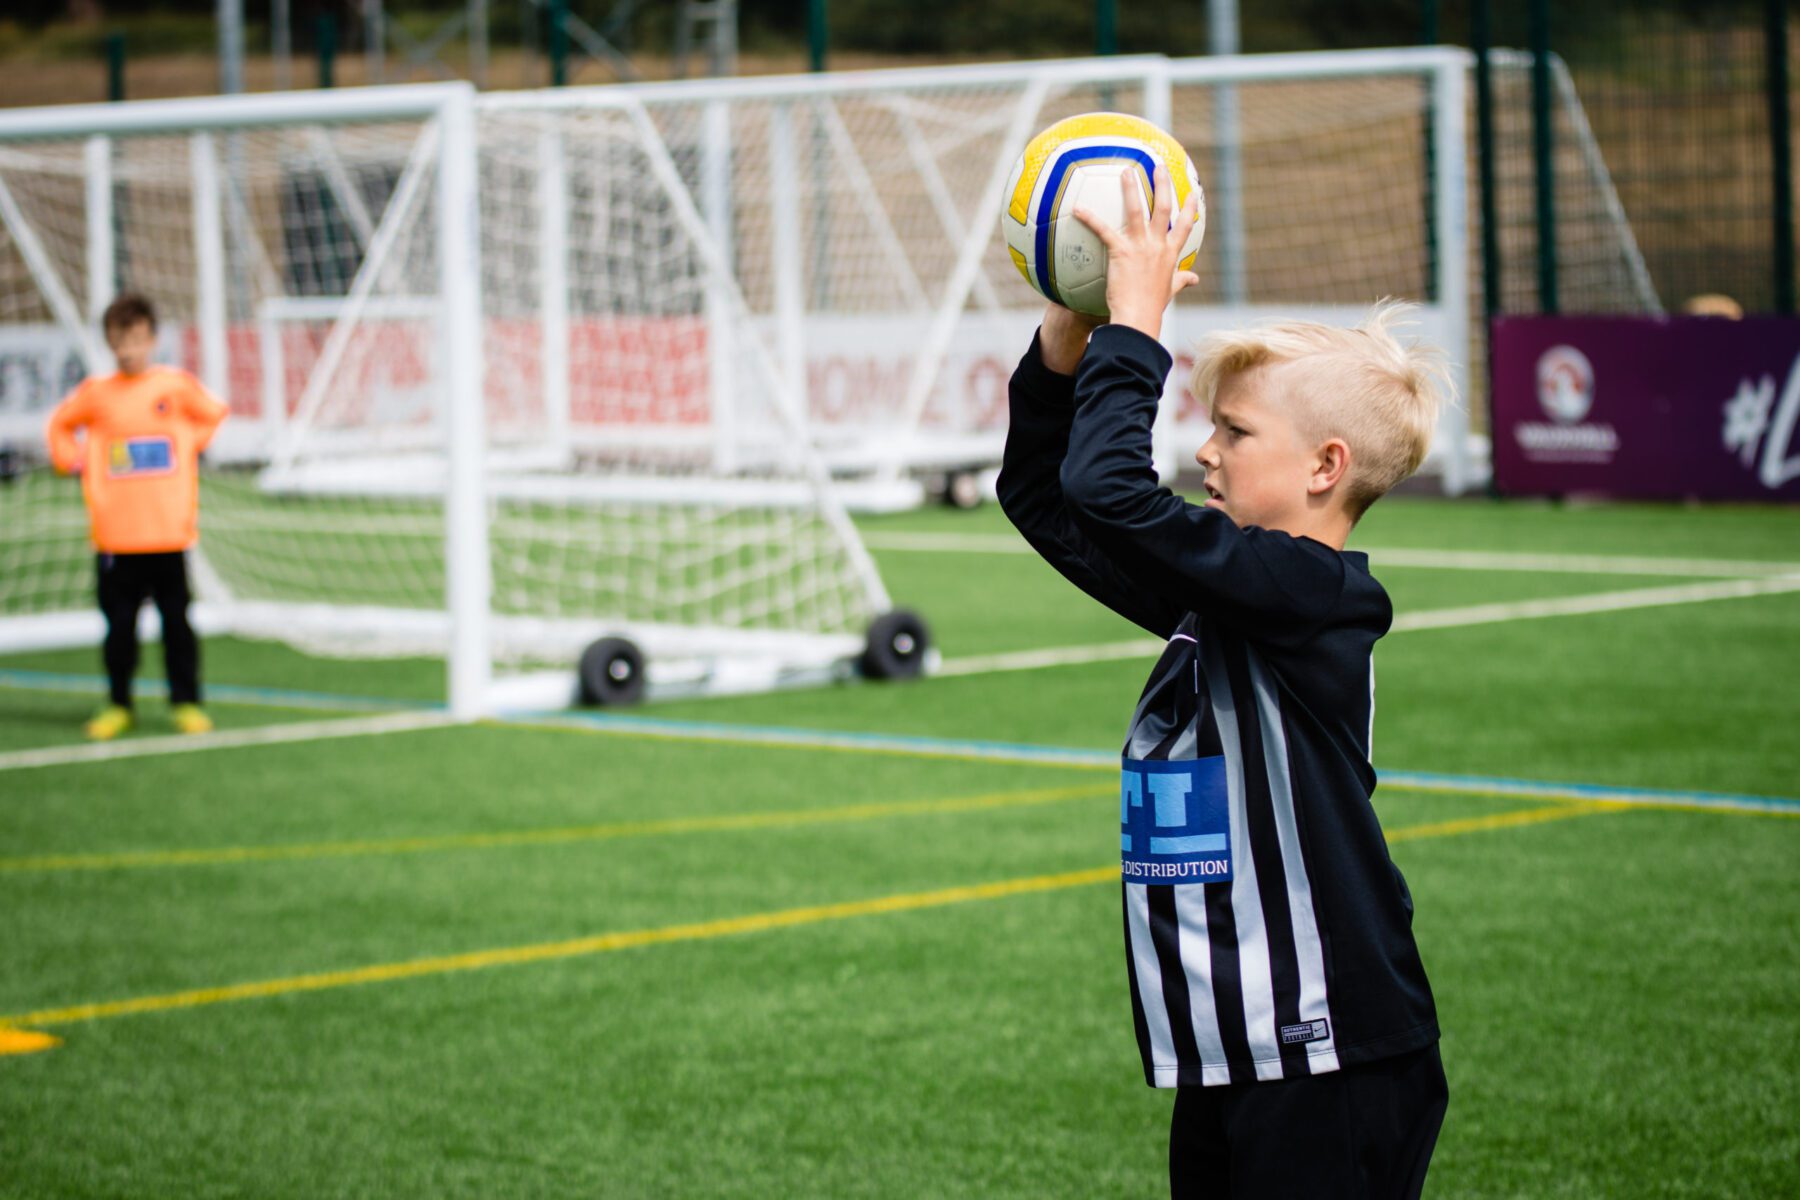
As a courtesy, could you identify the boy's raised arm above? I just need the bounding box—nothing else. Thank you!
[1059,325,1370,643]
[998,311,1183,639]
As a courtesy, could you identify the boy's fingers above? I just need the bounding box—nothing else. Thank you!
[1167,192,1199,247]
[1071,205,1120,249]
[1118,168,1148,235]
[1171,269,1201,295]
[1150,164,1173,230]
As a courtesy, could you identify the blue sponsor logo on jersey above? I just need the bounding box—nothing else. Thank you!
[1120,755,1231,883]
[107,436,174,478]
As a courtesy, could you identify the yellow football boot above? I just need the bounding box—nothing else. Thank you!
[170,704,213,735]
[84,705,134,741]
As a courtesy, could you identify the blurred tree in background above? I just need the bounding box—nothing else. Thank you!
[9,0,1770,58]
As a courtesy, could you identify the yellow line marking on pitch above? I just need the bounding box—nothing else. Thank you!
[0,783,1651,877]
[504,720,1796,817]
[0,1028,61,1055]
[0,796,1626,1050]
[0,784,1108,874]
[498,714,1120,772]
[0,865,1118,1034]
[1379,780,1800,819]
[1384,800,1622,843]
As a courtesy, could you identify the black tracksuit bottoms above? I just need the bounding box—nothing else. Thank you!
[1170,1041,1448,1199]
[97,550,201,708]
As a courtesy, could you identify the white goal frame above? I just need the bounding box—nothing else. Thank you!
[0,84,494,715]
[473,47,1473,493]
[0,48,1489,716]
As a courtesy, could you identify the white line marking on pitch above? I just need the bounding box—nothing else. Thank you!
[1389,574,1800,630]
[0,710,460,775]
[861,531,1800,579]
[1364,547,1800,579]
[935,575,1800,677]
[934,639,1162,677]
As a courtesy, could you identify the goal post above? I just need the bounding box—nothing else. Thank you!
[477,55,1177,491]
[0,80,922,717]
[489,49,1477,496]
[1162,46,1472,493]
[0,84,494,716]
[3,48,1658,715]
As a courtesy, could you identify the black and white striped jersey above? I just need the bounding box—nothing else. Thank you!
[999,325,1438,1089]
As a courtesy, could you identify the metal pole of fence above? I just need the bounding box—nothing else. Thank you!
[218,0,245,95]
[318,14,337,88]
[1096,0,1116,109]
[549,0,569,86]
[1529,0,1557,313]
[363,0,384,84]
[1210,0,1247,304]
[273,0,292,90]
[469,0,489,88]
[808,0,830,309]
[1420,0,1439,303]
[808,0,828,73]
[1473,0,1500,320]
[105,33,126,102]
[1766,0,1795,314]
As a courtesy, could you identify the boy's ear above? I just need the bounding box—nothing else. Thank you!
[1308,438,1351,495]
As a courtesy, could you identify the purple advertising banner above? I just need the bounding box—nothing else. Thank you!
[1491,316,1800,502]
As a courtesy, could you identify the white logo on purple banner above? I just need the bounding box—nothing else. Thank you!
[1537,344,1594,423]
[1721,351,1800,490]
[1515,344,1620,465]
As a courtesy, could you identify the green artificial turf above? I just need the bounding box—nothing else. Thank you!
[2,497,1797,1197]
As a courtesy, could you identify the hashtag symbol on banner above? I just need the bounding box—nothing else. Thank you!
[1721,376,1775,467]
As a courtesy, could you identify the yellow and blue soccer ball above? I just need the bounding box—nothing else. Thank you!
[1000,113,1206,318]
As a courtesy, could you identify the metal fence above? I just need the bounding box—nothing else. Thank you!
[1471,0,1794,318]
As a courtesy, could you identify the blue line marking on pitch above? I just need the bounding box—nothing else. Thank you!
[1378,769,1800,815]
[519,710,1800,815]
[4,667,1792,814]
[0,669,433,714]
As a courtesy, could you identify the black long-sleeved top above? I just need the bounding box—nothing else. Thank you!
[998,325,1438,1087]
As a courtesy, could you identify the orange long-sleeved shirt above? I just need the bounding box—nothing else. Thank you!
[45,366,229,554]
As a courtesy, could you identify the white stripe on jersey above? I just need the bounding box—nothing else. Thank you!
[1124,884,1179,1075]
[1126,648,1190,759]
[1367,656,1377,757]
[1249,652,1341,1073]
[1173,885,1234,1086]
[1200,633,1285,1080]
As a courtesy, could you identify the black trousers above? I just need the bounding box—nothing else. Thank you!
[97,551,201,708]
[1170,1042,1448,1200]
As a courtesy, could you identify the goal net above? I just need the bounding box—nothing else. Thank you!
[499,51,1476,493]
[6,49,1646,711]
[0,85,903,715]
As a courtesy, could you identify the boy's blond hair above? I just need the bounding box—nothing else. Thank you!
[1188,300,1453,519]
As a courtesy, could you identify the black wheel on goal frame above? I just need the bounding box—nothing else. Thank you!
[861,609,932,681]
[942,469,984,510]
[577,637,647,707]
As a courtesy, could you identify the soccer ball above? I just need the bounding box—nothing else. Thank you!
[1000,113,1206,318]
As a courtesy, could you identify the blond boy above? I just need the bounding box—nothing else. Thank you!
[46,293,228,740]
[998,168,1450,1198]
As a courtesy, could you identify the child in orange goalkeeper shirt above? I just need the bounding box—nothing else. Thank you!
[45,293,229,740]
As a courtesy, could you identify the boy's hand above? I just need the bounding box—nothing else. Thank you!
[1038,302,1105,376]
[1073,164,1201,341]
